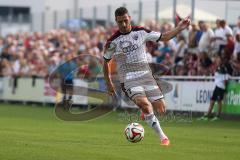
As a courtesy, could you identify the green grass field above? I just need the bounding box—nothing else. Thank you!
[0,103,239,160]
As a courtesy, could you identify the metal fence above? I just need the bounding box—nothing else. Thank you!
[0,0,239,36]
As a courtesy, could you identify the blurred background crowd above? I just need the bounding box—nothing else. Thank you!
[0,17,240,78]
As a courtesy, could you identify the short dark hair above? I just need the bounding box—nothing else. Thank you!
[220,20,226,26]
[115,7,128,17]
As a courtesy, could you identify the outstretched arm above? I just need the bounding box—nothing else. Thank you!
[161,17,191,41]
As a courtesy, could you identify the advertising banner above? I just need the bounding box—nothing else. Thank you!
[0,77,239,114]
[2,77,44,102]
[179,81,214,112]
[223,81,240,114]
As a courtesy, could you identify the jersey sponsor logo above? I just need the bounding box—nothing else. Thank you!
[119,41,138,53]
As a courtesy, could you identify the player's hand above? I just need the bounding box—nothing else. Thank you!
[177,17,191,30]
[107,85,119,104]
[107,84,116,97]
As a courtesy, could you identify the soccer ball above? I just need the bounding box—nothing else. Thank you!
[124,123,144,143]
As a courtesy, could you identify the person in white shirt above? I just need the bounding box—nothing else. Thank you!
[103,7,190,146]
[233,18,240,37]
[212,19,226,54]
[198,22,214,53]
[220,20,233,36]
[199,55,230,121]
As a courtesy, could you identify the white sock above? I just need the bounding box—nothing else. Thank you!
[144,113,167,140]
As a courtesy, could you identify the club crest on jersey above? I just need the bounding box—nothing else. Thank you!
[132,34,138,40]
[106,42,116,52]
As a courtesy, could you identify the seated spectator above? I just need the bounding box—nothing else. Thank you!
[0,58,13,77]
[174,34,187,64]
[175,61,186,76]
[156,41,175,63]
[186,53,198,76]
[1,46,12,61]
[198,51,214,76]
[232,52,240,76]
[224,33,235,60]
[161,53,173,75]
[19,59,30,77]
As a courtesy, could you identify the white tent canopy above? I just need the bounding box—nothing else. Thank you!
[159,4,219,22]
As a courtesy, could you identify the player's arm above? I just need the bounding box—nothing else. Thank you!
[161,17,191,41]
[103,60,115,95]
[103,41,116,95]
[144,17,190,43]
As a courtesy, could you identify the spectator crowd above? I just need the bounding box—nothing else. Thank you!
[0,18,240,79]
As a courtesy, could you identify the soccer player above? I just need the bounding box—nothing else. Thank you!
[103,7,190,146]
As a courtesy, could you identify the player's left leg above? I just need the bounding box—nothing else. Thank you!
[151,99,170,145]
[133,96,169,146]
[143,87,169,144]
[143,79,170,145]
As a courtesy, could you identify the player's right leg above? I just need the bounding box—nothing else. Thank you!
[151,99,170,145]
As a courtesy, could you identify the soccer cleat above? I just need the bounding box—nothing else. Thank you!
[210,116,220,121]
[161,138,170,146]
[197,116,208,121]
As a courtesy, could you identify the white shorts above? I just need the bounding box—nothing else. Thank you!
[121,74,164,102]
